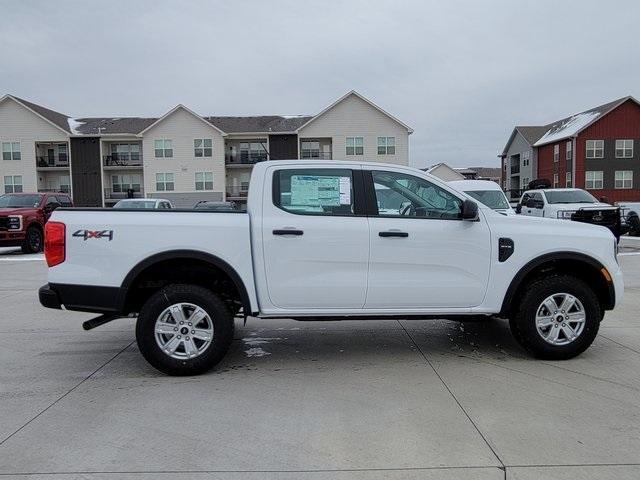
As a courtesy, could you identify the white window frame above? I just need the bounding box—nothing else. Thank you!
[194,138,213,158]
[195,171,214,191]
[59,175,71,193]
[553,173,559,187]
[155,172,175,191]
[565,171,572,187]
[377,136,396,155]
[553,144,559,162]
[586,140,604,159]
[154,139,173,158]
[111,174,141,193]
[301,141,321,158]
[566,141,572,160]
[615,139,633,158]
[585,171,603,189]
[2,142,21,161]
[346,137,364,156]
[4,175,23,193]
[522,150,530,167]
[614,170,633,189]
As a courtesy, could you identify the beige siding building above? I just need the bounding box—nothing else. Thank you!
[0,91,412,207]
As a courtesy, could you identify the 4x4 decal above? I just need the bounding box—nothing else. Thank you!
[72,229,114,241]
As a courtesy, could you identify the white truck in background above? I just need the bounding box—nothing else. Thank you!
[40,160,622,375]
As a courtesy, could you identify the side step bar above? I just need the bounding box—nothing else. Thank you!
[83,313,134,331]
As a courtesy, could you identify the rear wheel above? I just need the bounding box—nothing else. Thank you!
[21,226,43,253]
[509,275,601,360]
[136,284,234,375]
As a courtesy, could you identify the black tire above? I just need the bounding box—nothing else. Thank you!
[22,225,43,253]
[509,275,601,360]
[136,284,234,376]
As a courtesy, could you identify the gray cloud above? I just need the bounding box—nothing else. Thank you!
[1,0,638,168]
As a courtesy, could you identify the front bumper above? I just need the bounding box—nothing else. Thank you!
[0,230,26,247]
[39,283,126,314]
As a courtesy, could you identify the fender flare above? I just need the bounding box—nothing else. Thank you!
[121,249,253,314]
[500,251,615,315]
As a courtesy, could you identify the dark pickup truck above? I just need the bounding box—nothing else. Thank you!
[0,192,72,253]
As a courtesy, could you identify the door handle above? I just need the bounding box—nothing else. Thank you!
[273,229,304,236]
[379,231,409,238]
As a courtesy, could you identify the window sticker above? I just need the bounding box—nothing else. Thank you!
[290,175,351,207]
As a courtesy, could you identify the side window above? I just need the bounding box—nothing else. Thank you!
[274,168,355,216]
[533,192,544,204]
[520,193,530,204]
[46,196,58,205]
[371,171,462,219]
[56,195,72,207]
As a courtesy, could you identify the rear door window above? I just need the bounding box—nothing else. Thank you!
[273,169,356,216]
[56,195,72,207]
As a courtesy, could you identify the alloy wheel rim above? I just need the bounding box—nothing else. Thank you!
[535,293,586,346]
[154,302,214,359]
[30,229,42,250]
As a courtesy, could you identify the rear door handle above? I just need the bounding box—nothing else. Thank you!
[379,231,409,238]
[273,229,304,236]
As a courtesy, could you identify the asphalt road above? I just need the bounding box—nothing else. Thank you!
[1,241,640,479]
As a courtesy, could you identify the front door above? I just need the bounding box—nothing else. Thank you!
[365,170,491,309]
[262,166,369,309]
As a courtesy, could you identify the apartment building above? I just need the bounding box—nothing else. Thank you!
[500,96,640,201]
[0,91,413,207]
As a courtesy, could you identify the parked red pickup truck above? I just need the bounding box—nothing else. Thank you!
[0,192,72,253]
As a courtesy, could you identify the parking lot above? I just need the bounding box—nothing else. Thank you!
[0,242,639,479]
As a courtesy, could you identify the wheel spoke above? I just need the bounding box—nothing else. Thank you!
[559,294,576,313]
[566,312,586,324]
[170,305,187,324]
[543,297,558,315]
[536,315,554,328]
[183,337,198,357]
[163,335,181,354]
[545,326,561,343]
[188,308,207,326]
[155,321,177,335]
[561,325,577,341]
[192,328,212,341]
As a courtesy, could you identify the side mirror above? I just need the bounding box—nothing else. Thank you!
[45,202,61,213]
[461,199,479,221]
[515,204,522,214]
[525,198,537,208]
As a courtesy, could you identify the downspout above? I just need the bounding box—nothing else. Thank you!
[572,136,577,187]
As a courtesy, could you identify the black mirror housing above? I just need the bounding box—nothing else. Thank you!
[461,199,479,221]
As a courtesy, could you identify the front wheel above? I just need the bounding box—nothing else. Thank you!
[509,275,601,360]
[22,226,43,253]
[136,284,234,375]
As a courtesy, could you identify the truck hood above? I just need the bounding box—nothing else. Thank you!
[546,202,613,210]
[0,207,32,216]
[485,209,615,238]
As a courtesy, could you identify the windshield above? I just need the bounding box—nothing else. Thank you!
[545,190,598,204]
[464,190,510,210]
[0,194,42,208]
[114,200,157,209]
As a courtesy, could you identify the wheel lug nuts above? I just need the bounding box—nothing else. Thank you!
[191,330,195,334]
[188,323,192,326]
[177,335,181,339]
[186,336,190,340]
[173,327,178,331]
[180,321,184,325]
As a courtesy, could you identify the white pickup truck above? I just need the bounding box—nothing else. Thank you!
[39,160,623,375]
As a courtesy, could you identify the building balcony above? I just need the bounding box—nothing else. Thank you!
[103,155,143,169]
[226,184,249,199]
[104,187,145,201]
[38,187,70,194]
[225,154,267,167]
[510,165,520,175]
[36,155,69,169]
[301,151,332,159]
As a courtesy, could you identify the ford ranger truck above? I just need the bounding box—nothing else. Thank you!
[39,161,623,376]
[0,192,72,253]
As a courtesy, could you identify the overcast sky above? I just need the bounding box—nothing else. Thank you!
[1,0,638,168]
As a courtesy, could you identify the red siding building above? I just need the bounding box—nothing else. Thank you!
[502,96,640,202]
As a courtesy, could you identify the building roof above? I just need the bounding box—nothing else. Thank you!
[72,117,158,135]
[7,95,72,133]
[515,126,549,145]
[533,97,633,146]
[206,115,312,134]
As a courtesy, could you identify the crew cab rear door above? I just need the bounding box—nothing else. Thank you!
[363,169,491,309]
[261,165,369,309]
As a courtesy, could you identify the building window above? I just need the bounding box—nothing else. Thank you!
[154,139,173,158]
[615,170,633,189]
[553,173,559,187]
[194,139,213,157]
[155,173,174,191]
[566,172,572,187]
[585,171,603,189]
[346,137,363,155]
[4,175,22,193]
[195,172,214,191]
[59,175,71,193]
[377,137,395,155]
[522,150,530,167]
[112,174,141,193]
[301,141,320,158]
[2,142,20,161]
[566,141,572,160]
[240,142,267,162]
[586,140,604,159]
[615,139,633,158]
[553,144,559,162]
[521,177,529,189]
[111,143,140,163]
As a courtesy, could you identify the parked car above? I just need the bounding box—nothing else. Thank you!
[0,192,72,253]
[449,180,515,215]
[40,160,622,375]
[113,198,173,209]
[193,201,238,211]
[517,188,621,239]
[616,202,640,236]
